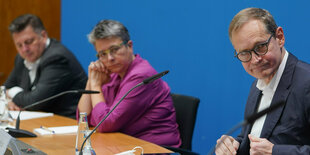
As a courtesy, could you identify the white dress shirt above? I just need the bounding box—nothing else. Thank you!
[250,50,288,137]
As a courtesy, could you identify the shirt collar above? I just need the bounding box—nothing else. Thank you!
[24,58,40,70]
[256,50,289,92]
[45,38,50,47]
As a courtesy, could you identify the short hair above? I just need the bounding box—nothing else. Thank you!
[228,8,278,41]
[88,20,130,44]
[9,14,46,34]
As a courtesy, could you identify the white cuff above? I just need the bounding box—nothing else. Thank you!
[8,87,23,99]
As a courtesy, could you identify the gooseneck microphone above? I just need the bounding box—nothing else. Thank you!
[78,70,169,155]
[143,70,169,84]
[6,90,99,138]
[207,101,285,155]
[244,101,284,124]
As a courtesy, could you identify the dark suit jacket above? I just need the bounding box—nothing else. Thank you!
[236,53,310,155]
[4,39,87,118]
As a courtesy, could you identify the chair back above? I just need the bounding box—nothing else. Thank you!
[171,93,200,150]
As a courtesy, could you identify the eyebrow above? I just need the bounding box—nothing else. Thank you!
[99,44,122,53]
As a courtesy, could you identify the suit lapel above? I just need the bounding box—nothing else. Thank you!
[260,53,297,138]
[260,88,288,138]
[245,86,262,137]
[20,67,32,91]
[247,88,262,118]
[238,85,262,155]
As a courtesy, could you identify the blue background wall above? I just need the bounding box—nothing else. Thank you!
[61,1,310,154]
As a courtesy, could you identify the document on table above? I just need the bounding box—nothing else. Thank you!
[33,125,78,135]
[9,111,54,120]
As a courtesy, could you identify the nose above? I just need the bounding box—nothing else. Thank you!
[250,51,262,63]
[107,52,115,61]
[20,44,30,53]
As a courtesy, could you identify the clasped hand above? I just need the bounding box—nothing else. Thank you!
[215,134,274,155]
[88,60,111,88]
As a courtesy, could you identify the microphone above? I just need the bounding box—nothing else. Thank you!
[143,70,169,84]
[207,101,285,155]
[6,90,99,138]
[78,70,169,155]
[244,101,284,124]
[75,90,101,94]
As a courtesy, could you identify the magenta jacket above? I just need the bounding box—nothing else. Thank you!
[78,54,181,147]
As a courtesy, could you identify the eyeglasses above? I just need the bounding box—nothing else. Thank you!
[234,34,274,62]
[96,42,126,60]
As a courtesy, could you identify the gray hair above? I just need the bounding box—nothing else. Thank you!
[9,14,45,34]
[88,20,130,44]
[229,8,277,40]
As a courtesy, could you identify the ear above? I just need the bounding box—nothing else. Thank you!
[275,27,285,47]
[126,40,134,55]
[127,40,133,48]
[40,30,48,41]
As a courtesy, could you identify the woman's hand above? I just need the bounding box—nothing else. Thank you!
[88,60,111,88]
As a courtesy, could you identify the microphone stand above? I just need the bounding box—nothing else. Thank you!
[79,82,143,155]
[6,110,37,137]
[79,70,169,155]
[207,101,285,155]
[6,90,99,138]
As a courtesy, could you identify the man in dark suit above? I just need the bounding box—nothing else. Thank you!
[215,8,310,155]
[4,14,87,118]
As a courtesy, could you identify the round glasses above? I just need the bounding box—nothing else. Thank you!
[234,34,274,62]
[96,42,126,60]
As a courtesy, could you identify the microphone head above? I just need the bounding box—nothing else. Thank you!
[143,70,169,84]
[161,70,169,76]
[77,90,100,94]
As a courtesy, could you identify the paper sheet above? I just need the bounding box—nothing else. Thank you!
[33,125,78,135]
[9,111,54,120]
[0,124,14,130]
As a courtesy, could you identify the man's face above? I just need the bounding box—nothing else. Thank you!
[231,20,285,83]
[94,37,134,77]
[12,25,47,62]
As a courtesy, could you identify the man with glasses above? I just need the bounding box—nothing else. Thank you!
[4,14,87,118]
[77,20,181,147]
[215,8,310,155]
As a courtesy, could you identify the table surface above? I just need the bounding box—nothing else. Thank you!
[17,114,172,155]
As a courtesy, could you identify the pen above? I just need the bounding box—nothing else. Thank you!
[40,126,55,134]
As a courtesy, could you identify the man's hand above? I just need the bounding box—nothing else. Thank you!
[8,101,21,111]
[249,134,274,155]
[215,135,240,155]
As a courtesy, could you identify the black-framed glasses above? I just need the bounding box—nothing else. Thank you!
[234,34,274,62]
[96,42,126,60]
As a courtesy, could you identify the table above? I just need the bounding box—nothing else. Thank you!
[17,114,172,154]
